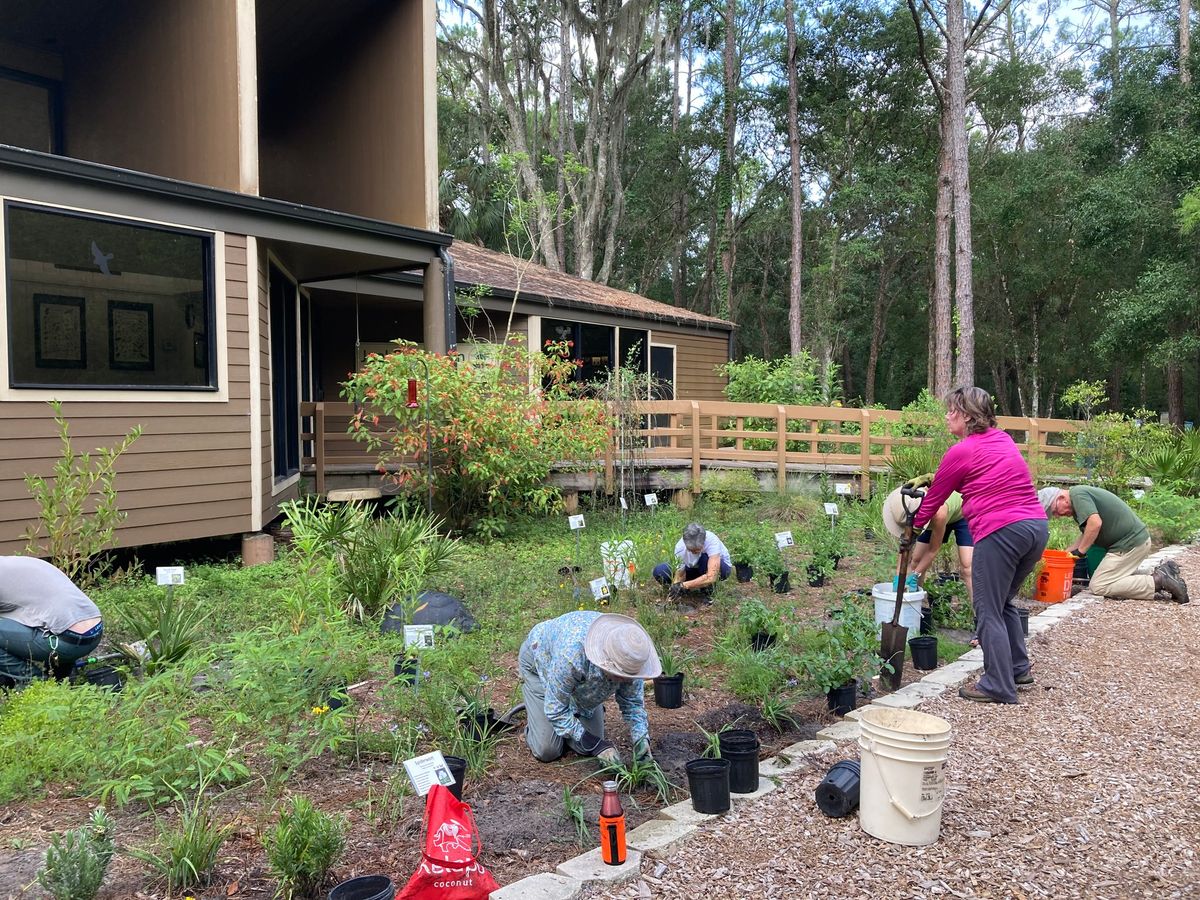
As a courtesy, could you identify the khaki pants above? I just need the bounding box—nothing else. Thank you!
[1089,538,1156,600]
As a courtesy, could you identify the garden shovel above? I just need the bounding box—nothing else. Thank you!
[880,486,925,692]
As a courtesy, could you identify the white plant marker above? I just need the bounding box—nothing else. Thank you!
[569,514,587,529]
[590,576,611,601]
[403,750,456,796]
[835,482,853,496]
[775,531,794,549]
[644,493,659,507]
[824,502,839,531]
[403,624,435,699]
[156,566,185,586]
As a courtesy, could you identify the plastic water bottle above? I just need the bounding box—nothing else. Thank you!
[599,780,626,866]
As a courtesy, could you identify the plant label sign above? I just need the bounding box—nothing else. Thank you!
[835,482,853,496]
[775,531,794,549]
[155,566,185,586]
[589,577,611,600]
[403,750,457,797]
[568,514,587,530]
[403,624,436,650]
[644,493,658,507]
[1132,489,1146,500]
[619,496,628,510]
[823,502,840,517]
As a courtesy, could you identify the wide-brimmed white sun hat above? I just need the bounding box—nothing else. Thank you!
[584,614,662,680]
[882,487,912,540]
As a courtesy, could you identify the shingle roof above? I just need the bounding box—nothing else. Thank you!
[449,242,733,330]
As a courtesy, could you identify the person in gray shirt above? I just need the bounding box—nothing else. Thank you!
[0,557,103,688]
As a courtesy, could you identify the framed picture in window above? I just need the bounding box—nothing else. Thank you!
[33,294,86,368]
[108,300,154,370]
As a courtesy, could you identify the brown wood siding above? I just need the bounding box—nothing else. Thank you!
[650,327,730,401]
[0,233,254,554]
[258,251,300,526]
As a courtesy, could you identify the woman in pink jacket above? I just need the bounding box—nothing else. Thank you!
[913,387,1048,703]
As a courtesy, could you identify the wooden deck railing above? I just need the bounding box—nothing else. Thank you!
[301,400,1082,497]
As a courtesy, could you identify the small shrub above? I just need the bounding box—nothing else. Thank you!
[37,808,115,900]
[561,786,589,846]
[134,791,232,893]
[1135,488,1200,544]
[111,586,207,674]
[266,796,346,900]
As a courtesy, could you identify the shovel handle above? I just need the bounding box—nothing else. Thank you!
[892,487,925,627]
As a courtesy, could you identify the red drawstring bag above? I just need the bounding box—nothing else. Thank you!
[395,785,500,900]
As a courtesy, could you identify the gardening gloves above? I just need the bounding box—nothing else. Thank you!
[1069,548,1085,558]
[904,473,934,490]
[892,573,920,592]
[576,730,619,763]
[634,738,654,763]
[667,582,685,600]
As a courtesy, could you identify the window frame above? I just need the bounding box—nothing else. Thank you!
[1,199,227,401]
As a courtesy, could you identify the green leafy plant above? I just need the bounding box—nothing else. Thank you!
[657,645,693,678]
[760,693,798,732]
[598,754,678,806]
[37,807,115,900]
[23,400,142,587]
[561,786,589,846]
[1135,488,1200,544]
[111,585,207,674]
[800,596,885,693]
[133,775,233,893]
[265,796,347,900]
[342,338,609,529]
[736,599,782,639]
[698,722,731,759]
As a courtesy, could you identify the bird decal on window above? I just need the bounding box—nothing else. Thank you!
[91,241,114,276]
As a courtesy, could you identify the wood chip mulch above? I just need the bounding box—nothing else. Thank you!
[586,547,1200,900]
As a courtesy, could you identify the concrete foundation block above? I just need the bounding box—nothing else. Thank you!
[816,720,861,742]
[491,873,583,900]
[730,777,776,802]
[659,799,719,824]
[241,533,275,567]
[626,818,698,855]
[556,848,642,885]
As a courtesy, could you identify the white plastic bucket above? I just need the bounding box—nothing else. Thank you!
[857,706,952,846]
[871,583,925,637]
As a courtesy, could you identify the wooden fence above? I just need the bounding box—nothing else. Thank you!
[301,400,1082,497]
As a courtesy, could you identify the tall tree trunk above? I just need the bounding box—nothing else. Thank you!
[672,15,687,308]
[947,0,975,387]
[933,103,954,396]
[1167,363,1185,425]
[555,9,570,267]
[1182,0,1192,83]
[784,0,804,354]
[715,0,738,318]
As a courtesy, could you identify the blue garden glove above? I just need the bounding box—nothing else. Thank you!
[634,738,653,763]
[892,573,919,592]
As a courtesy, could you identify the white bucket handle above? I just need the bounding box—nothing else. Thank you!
[862,737,946,822]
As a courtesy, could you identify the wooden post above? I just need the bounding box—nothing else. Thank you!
[314,402,326,495]
[1028,417,1040,481]
[690,401,702,494]
[736,416,744,452]
[776,405,788,493]
[860,409,872,500]
[604,423,614,495]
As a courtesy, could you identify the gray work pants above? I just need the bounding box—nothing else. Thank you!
[973,518,1048,703]
[518,638,604,762]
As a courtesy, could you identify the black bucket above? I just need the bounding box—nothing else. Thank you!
[919,605,934,636]
[749,631,776,652]
[653,673,684,709]
[735,563,753,583]
[328,875,395,900]
[1017,607,1030,638]
[826,679,857,716]
[908,635,938,671]
[815,759,861,818]
[685,758,731,814]
[82,665,123,691]
[443,755,467,801]
[718,730,760,794]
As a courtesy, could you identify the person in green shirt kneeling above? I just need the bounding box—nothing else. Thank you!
[1038,485,1188,604]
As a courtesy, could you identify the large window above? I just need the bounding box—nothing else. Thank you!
[544,319,650,385]
[5,204,215,390]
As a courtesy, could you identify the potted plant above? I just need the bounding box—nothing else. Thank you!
[748,537,785,587]
[805,554,834,588]
[737,599,782,651]
[803,595,886,715]
[724,527,755,582]
[456,676,498,741]
[653,646,690,708]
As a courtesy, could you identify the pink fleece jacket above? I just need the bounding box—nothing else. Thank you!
[913,428,1046,542]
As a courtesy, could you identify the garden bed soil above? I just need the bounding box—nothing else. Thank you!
[0,534,995,898]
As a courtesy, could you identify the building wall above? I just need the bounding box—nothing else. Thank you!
[0,232,254,555]
[647,326,729,401]
[65,0,244,191]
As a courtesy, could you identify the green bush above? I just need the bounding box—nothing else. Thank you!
[37,808,115,900]
[266,796,346,900]
[135,790,231,894]
[1135,489,1200,544]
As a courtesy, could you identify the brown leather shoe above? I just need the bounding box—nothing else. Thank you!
[1015,672,1034,691]
[1153,567,1190,604]
[959,684,1000,703]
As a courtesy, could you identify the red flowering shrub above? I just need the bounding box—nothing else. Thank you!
[342,339,608,528]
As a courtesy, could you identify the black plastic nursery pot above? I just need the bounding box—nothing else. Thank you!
[1018,607,1030,637]
[718,729,761,794]
[805,566,825,588]
[735,563,754,583]
[773,571,792,593]
[81,665,123,691]
[919,604,935,636]
[394,654,418,685]
[460,708,499,741]
[749,631,777,652]
[826,679,857,716]
[653,673,685,709]
[935,572,962,584]
[686,758,731,814]
[908,635,938,671]
[443,755,467,801]
[815,759,861,818]
[328,875,395,900]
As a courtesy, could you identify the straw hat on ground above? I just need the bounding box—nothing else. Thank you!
[584,614,662,680]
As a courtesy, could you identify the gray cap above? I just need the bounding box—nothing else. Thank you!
[1038,487,1062,516]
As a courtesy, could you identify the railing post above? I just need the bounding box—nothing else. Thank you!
[776,405,788,493]
[1028,417,1040,481]
[314,402,326,495]
[691,401,702,495]
[860,409,872,500]
[605,418,615,495]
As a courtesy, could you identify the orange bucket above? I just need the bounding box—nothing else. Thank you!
[1034,549,1074,604]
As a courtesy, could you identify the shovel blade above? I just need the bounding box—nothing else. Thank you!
[880,622,908,692]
